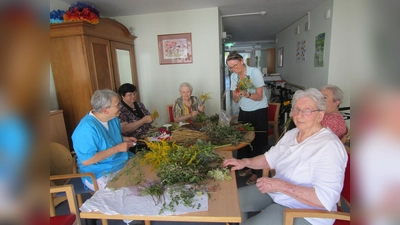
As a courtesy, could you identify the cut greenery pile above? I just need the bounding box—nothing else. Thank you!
[109,139,232,214]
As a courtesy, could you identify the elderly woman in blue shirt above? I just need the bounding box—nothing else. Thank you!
[72,89,136,191]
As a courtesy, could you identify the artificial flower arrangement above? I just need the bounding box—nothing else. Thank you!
[64,2,100,24]
[50,2,100,25]
[50,9,66,24]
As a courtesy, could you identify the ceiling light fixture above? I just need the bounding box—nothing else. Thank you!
[221,11,266,18]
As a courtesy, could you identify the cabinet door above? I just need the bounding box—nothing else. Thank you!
[86,36,116,92]
[110,41,140,101]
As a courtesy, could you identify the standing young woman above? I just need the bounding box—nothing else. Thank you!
[227,51,269,185]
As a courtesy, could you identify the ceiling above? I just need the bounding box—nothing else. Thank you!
[59,0,326,45]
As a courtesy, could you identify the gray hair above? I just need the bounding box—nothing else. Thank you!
[91,89,118,112]
[320,84,344,106]
[292,88,326,111]
[179,82,193,93]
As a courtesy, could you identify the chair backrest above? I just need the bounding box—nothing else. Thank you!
[341,126,350,145]
[342,146,351,205]
[50,142,75,177]
[166,104,174,123]
[268,102,281,123]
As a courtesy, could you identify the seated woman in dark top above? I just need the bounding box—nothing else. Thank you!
[118,83,153,140]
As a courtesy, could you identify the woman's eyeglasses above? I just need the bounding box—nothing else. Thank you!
[107,102,122,108]
[228,62,239,70]
[290,108,322,116]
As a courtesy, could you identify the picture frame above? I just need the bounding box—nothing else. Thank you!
[157,33,193,65]
[277,47,284,67]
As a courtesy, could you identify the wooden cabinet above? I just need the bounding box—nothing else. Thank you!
[266,48,276,74]
[50,18,139,144]
[50,110,70,150]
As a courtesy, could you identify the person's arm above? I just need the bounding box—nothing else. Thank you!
[223,154,270,171]
[232,90,242,103]
[174,111,196,123]
[120,115,153,133]
[81,141,133,166]
[256,178,324,208]
[246,86,264,101]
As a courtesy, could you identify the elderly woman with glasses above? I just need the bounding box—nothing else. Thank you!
[319,84,347,140]
[72,89,137,191]
[223,88,348,225]
[118,83,153,140]
[226,51,269,186]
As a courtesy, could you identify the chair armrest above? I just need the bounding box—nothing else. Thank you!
[283,208,350,225]
[50,184,80,222]
[50,172,99,191]
[262,168,269,177]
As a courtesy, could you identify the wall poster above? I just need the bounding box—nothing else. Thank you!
[296,40,306,63]
[157,33,193,65]
[314,33,326,67]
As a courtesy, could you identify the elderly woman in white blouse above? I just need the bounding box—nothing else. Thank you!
[223,88,348,225]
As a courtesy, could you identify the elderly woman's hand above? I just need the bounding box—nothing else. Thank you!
[191,110,199,117]
[198,104,205,112]
[240,90,248,97]
[256,177,284,194]
[223,158,245,171]
[114,141,135,153]
[142,115,153,124]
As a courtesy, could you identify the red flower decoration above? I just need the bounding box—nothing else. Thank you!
[63,6,99,24]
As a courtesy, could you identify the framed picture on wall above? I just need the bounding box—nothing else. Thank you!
[157,33,193,65]
[277,47,284,67]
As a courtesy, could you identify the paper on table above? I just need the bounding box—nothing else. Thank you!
[80,187,208,216]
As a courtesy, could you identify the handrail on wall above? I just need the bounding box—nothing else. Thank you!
[285,81,306,90]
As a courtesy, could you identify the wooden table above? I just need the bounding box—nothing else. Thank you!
[214,131,255,151]
[79,151,241,225]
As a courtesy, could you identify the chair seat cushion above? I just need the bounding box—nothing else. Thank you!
[50,215,76,225]
[55,178,89,197]
[334,220,350,225]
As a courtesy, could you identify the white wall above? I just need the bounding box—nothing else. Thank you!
[50,0,69,12]
[113,8,221,124]
[276,0,333,89]
[328,0,356,108]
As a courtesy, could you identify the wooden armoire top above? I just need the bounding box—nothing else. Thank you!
[50,18,136,45]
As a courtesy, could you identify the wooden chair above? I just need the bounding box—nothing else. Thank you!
[283,146,350,225]
[50,184,80,225]
[341,126,350,146]
[166,104,174,123]
[50,142,108,225]
[267,102,281,143]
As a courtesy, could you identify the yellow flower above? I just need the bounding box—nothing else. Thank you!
[151,109,159,120]
[200,92,212,104]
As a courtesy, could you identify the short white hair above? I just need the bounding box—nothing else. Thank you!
[292,88,326,111]
[320,84,344,106]
[179,82,193,93]
[91,89,118,112]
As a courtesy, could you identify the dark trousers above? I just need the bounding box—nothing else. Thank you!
[237,107,268,176]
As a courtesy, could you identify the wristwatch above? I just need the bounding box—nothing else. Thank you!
[248,93,252,98]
